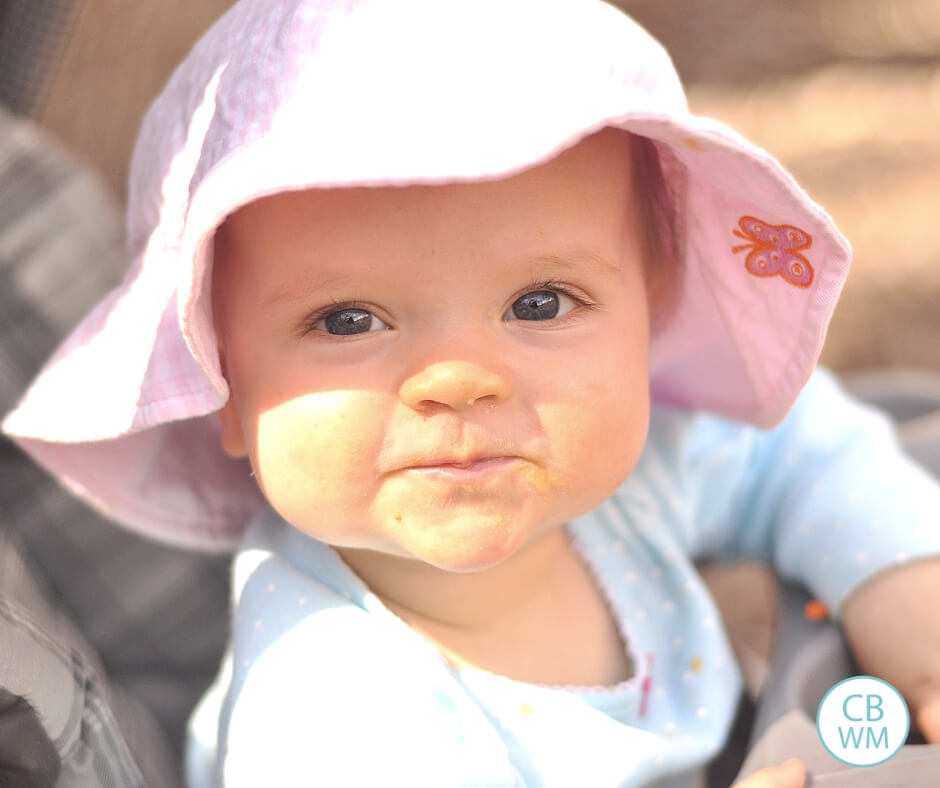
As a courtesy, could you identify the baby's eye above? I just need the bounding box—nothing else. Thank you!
[505,289,576,321]
[321,308,389,335]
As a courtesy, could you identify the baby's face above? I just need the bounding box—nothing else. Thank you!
[213,129,652,572]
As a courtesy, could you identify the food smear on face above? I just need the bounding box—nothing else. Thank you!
[521,464,564,495]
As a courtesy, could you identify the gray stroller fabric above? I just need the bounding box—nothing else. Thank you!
[0,529,180,788]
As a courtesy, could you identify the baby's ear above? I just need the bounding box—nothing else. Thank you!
[217,397,248,458]
[214,311,247,458]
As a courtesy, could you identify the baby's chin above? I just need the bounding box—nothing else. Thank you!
[384,510,545,574]
[322,507,559,576]
[409,523,540,574]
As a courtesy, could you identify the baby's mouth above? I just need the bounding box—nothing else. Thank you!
[404,456,520,480]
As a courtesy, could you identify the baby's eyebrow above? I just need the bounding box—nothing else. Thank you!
[259,249,621,310]
[262,272,355,310]
[531,250,622,277]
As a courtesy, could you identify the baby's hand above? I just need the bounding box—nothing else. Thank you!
[841,557,940,741]
[733,758,806,788]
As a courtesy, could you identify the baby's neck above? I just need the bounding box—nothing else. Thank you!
[338,528,634,687]
[339,526,569,628]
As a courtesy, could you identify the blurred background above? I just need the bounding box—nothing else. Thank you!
[2,0,938,373]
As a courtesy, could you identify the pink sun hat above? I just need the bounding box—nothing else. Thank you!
[2,0,851,550]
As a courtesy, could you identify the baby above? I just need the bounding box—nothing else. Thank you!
[5,1,940,786]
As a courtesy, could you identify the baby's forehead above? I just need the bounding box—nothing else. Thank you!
[220,128,638,241]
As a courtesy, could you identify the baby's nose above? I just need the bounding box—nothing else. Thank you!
[399,360,511,413]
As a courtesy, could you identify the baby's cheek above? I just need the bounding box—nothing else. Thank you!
[562,373,648,493]
[250,393,385,523]
[538,400,643,509]
[583,407,645,491]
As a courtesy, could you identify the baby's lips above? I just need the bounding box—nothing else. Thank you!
[405,453,512,469]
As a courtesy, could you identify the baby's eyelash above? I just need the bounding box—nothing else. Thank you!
[300,298,375,335]
[515,280,598,309]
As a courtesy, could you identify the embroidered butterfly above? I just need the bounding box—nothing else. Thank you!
[732,216,814,288]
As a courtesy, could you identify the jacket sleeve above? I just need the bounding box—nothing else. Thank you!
[673,368,940,614]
